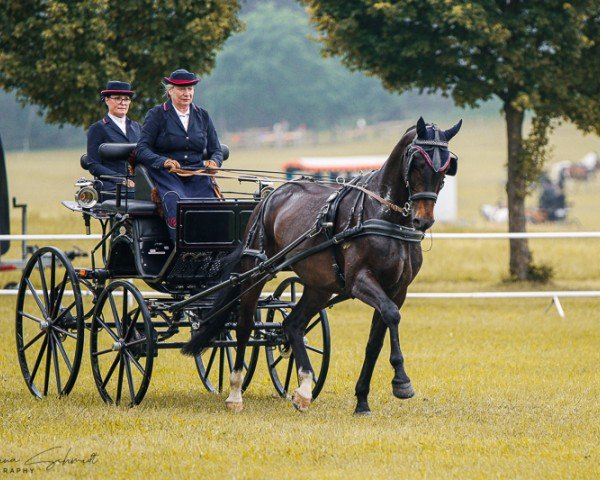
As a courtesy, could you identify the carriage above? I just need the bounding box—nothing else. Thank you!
[14,143,331,407]
[16,117,462,415]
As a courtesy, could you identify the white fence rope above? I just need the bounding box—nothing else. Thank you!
[3,231,600,241]
[2,231,600,317]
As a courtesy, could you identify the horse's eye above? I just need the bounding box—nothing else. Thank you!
[439,179,445,190]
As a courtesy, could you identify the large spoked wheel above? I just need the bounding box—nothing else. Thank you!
[194,311,260,394]
[15,247,84,399]
[265,277,330,400]
[90,280,155,406]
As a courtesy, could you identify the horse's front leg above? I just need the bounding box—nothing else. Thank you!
[354,311,387,416]
[351,273,413,413]
[389,291,414,400]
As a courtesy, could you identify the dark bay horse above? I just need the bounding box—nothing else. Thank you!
[183,117,462,415]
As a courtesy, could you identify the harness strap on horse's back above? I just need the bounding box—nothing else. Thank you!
[273,219,424,274]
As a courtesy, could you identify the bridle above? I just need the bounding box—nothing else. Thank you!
[403,125,452,206]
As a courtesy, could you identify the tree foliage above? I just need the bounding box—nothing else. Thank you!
[201,2,406,130]
[300,0,600,279]
[0,0,242,128]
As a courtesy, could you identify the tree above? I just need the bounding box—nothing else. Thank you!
[0,0,242,128]
[201,2,406,131]
[299,0,600,280]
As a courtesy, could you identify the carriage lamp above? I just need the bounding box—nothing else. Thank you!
[75,178,99,208]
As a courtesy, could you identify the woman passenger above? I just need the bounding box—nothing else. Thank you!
[86,81,141,196]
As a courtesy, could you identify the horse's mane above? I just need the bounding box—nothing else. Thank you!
[388,125,417,161]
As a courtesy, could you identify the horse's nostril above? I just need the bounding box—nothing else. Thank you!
[413,217,434,232]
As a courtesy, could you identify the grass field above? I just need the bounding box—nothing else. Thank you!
[1,114,599,478]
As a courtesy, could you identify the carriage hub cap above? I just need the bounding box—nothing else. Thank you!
[112,340,124,351]
[40,321,50,331]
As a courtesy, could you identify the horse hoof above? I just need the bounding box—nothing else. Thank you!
[225,401,243,413]
[353,409,372,417]
[292,391,311,412]
[393,382,415,399]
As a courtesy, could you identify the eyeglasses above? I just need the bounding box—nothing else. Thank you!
[109,96,132,103]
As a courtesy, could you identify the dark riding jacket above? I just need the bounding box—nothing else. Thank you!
[136,100,223,170]
[86,116,141,189]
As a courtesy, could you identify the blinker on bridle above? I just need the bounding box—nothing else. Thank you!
[403,125,451,205]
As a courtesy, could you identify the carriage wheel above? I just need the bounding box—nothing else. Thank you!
[194,311,260,394]
[265,277,330,400]
[15,247,84,399]
[90,280,155,406]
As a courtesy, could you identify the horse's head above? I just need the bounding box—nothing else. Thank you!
[404,117,462,231]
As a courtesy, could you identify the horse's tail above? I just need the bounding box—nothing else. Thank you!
[181,244,244,356]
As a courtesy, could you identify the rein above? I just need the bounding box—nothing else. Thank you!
[341,182,410,216]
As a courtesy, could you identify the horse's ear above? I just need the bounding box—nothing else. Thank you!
[443,119,462,141]
[416,117,427,139]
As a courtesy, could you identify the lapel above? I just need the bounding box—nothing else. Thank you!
[165,101,187,134]
[125,118,136,142]
[103,116,128,140]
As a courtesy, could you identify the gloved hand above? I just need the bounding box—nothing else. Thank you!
[163,159,181,172]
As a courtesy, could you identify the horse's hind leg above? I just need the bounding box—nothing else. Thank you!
[354,312,387,416]
[225,278,266,412]
[282,287,331,412]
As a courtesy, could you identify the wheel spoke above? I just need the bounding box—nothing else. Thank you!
[19,310,43,324]
[50,270,69,319]
[283,354,295,393]
[305,318,320,335]
[124,350,147,376]
[123,356,136,403]
[203,348,218,380]
[37,255,50,310]
[218,347,225,392]
[43,336,52,396]
[50,332,63,393]
[124,308,141,341]
[51,324,78,340]
[29,335,49,385]
[116,355,125,404]
[52,331,73,374]
[94,315,120,342]
[54,299,77,323]
[25,277,47,317]
[268,348,284,368]
[21,331,45,352]
[108,292,123,336]
[101,354,121,388]
[305,344,323,355]
[49,255,57,316]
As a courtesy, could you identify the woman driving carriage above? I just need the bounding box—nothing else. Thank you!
[136,68,223,242]
[86,81,141,197]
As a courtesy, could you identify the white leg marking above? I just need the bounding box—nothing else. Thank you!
[225,369,244,412]
[292,368,313,412]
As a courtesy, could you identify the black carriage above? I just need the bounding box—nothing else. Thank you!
[15,144,330,406]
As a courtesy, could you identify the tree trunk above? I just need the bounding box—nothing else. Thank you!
[504,102,532,280]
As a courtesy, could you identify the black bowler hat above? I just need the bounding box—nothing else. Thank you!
[101,80,134,97]
[163,69,199,86]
